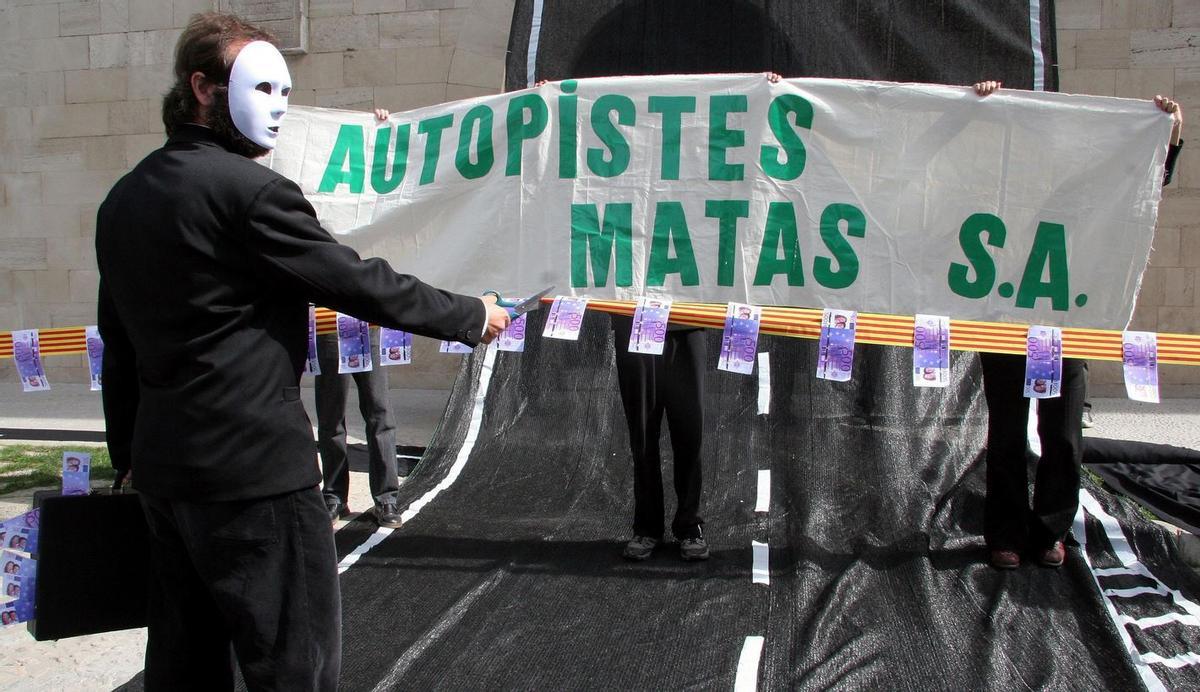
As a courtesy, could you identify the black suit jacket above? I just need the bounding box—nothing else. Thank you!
[96,125,484,501]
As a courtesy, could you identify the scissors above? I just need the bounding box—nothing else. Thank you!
[483,285,555,319]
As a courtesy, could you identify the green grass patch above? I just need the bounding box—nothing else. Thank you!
[0,445,115,496]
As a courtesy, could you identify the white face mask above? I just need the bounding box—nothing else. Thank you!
[227,41,291,150]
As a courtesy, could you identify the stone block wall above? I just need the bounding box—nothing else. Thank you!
[1057,0,1200,395]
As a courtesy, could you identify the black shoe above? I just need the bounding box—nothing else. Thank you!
[324,496,349,524]
[375,501,402,529]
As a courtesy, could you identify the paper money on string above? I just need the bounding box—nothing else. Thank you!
[335,313,372,373]
[85,325,104,391]
[717,302,761,375]
[628,297,672,355]
[12,329,50,393]
[304,305,321,375]
[497,313,527,353]
[1023,325,1063,399]
[439,340,474,354]
[379,328,413,365]
[543,296,588,341]
[912,314,950,388]
[816,309,857,382]
[1122,331,1159,404]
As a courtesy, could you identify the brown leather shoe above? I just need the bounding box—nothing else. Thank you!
[1039,541,1066,567]
[990,549,1020,570]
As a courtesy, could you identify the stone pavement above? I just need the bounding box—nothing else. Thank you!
[0,386,1197,688]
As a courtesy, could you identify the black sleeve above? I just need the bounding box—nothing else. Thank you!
[1164,140,1183,187]
[97,278,136,473]
[243,177,486,345]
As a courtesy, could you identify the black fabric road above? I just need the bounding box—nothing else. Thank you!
[331,310,1200,690]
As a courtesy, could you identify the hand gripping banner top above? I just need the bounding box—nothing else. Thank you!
[266,74,1173,331]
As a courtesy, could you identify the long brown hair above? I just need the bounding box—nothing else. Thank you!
[161,12,275,136]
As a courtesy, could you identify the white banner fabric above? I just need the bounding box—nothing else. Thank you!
[267,75,1172,330]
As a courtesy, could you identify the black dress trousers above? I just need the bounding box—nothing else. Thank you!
[315,329,399,508]
[139,487,340,691]
[611,316,707,541]
[980,353,1087,552]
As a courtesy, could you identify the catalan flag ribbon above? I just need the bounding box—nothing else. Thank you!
[2,304,1199,367]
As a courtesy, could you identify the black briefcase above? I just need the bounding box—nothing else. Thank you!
[28,489,150,640]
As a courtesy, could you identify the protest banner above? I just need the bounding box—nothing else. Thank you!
[268,74,1172,331]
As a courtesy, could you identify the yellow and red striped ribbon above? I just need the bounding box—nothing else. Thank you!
[3,303,1199,367]
[0,327,90,359]
[586,300,1200,366]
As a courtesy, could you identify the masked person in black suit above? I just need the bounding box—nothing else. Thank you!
[95,13,510,689]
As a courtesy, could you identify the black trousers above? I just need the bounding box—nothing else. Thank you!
[315,330,399,506]
[612,317,706,540]
[980,353,1086,552]
[139,487,340,691]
